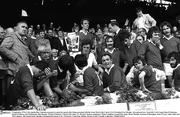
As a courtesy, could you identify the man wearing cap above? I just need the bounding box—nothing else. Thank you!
[0,21,34,76]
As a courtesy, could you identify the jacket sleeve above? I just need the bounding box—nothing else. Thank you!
[0,36,19,62]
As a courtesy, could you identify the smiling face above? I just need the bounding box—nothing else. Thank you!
[102,55,113,69]
[106,37,114,49]
[151,32,161,43]
[162,25,171,36]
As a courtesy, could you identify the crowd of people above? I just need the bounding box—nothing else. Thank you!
[0,7,180,110]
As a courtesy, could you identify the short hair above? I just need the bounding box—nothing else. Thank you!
[105,35,114,46]
[167,51,180,63]
[81,39,92,49]
[118,30,131,42]
[80,18,90,25]
[74,54,88,69]
[58,54,74,70]
[133,56,146,66]
[136,7,143,13]
[33,60,49,71]
[147,26,160,39]
[138,28,147,34]
[109,20,119,27]
[159,21,172,31]
[16,20,28,26]
[102,52,112,60]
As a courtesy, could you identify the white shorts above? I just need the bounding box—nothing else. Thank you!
[153,68,166,81]
[163,63,173,77]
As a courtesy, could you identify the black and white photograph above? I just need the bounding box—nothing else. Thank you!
[1,0,180,116]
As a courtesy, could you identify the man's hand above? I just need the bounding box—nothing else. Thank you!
[98,66,104,74]
[52,70,58,76]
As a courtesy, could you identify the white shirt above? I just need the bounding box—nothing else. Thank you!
[87,52,97,67]
[59,38,64,46]
[137,16,146,30]
[163,35,173,40]
[116,28,120,35]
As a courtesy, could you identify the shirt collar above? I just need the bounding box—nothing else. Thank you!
[75,64,88,75]
[148,39,156,46]
[53,57,59,60]
[116,28,120,35]
[105,64,114,75]
[104,48,115,54]
[163,35,173,40]
[173,64,180,70]
[80,29,88,35]
[27,64,34,76]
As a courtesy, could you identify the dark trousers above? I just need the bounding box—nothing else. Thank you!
[0,72,13,106]
[5,84,21,109]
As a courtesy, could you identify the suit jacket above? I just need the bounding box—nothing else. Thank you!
[0,32,33,75]
[132,14,156,32]
[113,30,126,52]
[57,37,67,52]
[47,36,67,52]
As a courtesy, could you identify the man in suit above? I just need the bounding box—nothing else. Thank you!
[57,30,67,53]
[108,20,131,67]
[132,7,156,33]
[108,20,128,51]
[0,21,34,76]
